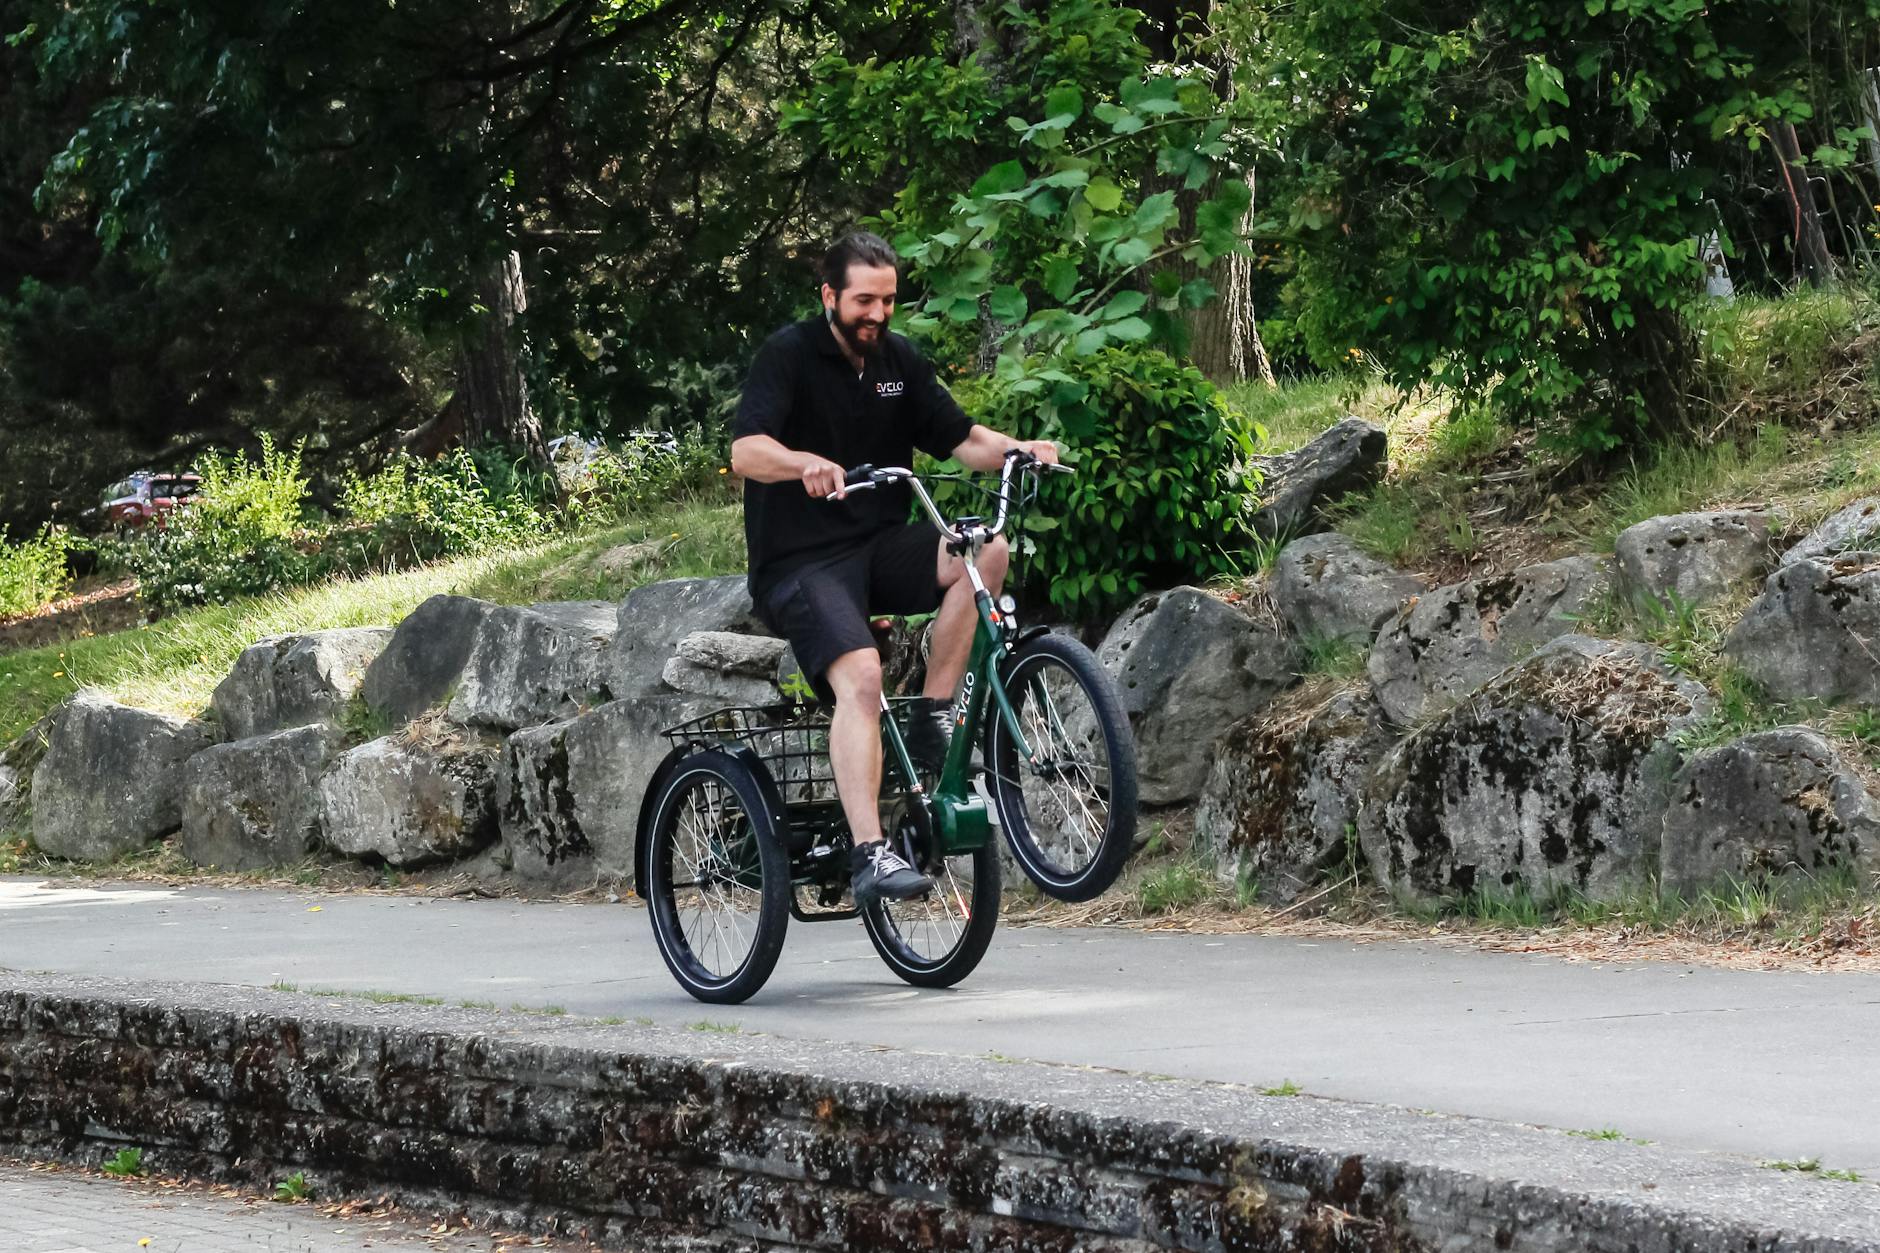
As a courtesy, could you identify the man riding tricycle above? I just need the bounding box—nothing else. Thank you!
[635,232,1138,1004]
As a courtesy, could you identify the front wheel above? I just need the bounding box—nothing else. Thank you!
[984,632,1138,902]
[643,749,789,1004]
[861,802,1000,988]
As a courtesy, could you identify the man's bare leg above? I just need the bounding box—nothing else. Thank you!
[923,535,1009,701]
[826,647,885,845]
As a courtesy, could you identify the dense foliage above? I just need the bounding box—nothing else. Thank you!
[0,525,72,619]
[1235,0,1880,450]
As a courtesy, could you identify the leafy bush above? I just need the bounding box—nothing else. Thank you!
[1249,0,1880,451]
[950,345,1258,621]
[573,429,729,523]
[334,450,545,568]
[0,525,73,618]
[123,436,315,611]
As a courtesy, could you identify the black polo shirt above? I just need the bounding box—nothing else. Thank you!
[732,316,973,601]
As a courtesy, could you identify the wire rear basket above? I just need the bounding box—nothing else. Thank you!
[660,700,927,807]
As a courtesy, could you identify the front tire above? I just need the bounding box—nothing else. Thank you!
[983,632,1138,902]
[643,749,789,1004]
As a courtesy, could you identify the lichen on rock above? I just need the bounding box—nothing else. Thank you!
[1360,635,1712,905]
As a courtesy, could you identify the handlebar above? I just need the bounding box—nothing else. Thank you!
[830,449,1070,546]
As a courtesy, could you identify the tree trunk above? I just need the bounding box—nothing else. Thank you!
[1133,0,1275,387]
[1770,123,1836,286]
[455,250,550,466]
[953,0,1035,373]
[1181,172,1275,386]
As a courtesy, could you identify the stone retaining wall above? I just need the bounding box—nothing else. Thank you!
[1,974,1875,1252]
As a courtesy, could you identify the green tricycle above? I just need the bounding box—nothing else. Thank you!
[633,450,1140,1004]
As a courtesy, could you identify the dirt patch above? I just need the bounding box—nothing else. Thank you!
[1002,890,1880,973]
[0,579,144,655]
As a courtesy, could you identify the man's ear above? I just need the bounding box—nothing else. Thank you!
[820,283,837,318]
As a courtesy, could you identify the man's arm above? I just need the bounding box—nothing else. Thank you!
[729,435,851,499]
[949,424,1060,473]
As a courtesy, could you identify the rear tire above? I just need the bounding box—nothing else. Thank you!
[861,803,1000,988]
[643,749,789,1004]
[983,632,1138,902]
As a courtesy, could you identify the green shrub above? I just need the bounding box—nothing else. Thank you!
[573,429,728,522]
[123,436,315,611]
[335,449,544,568]
[948,346,1258,621]
[1255,0,1880,451]
[0,525,73,618]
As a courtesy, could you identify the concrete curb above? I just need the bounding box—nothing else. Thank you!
[1,971,1875,1251]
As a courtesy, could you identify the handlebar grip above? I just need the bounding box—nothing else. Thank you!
[843,464,876,487]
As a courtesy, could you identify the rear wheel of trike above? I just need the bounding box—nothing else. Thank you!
[643,749,790,1004]
[860,799,1001,988]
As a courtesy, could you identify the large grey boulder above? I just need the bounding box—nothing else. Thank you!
[661,631,787,705]
[498,696,703,885]
[31,693,214,861]
[1360,636,1712,905]
[1194,689,1394,903]
[1725,554,1880,705]
[212,628,393,740]
[361,594,494,725]
[319,733,500,866]
[1367,555,1609,727]
[1250,417,1387,539]
[610,576,765,698]
[1095,587,1300,805]
[447,601,618,731]
[1660,728,1880,897]
[1613,510,1775,609]
[1780,497,1880,566]
[180,725,338,871]
[1270,533,1424,646]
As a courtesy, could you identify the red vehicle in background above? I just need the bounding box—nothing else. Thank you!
[98,471,202,532]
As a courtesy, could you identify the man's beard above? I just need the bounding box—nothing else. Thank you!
[831,309,886,358]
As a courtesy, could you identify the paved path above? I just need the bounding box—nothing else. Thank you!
[0,1162,548,1251]
[5,877,1879,1174]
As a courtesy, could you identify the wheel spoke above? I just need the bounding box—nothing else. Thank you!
[1000,656,1117,880]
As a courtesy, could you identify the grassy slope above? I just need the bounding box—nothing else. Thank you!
[1224,288,1880,582]
[0,498,744,743]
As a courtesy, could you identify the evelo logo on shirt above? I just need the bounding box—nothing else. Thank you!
[875,381,904,398]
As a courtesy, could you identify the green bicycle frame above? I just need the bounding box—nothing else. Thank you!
[878,557,1036,857]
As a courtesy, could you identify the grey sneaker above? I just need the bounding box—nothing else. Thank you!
[850,841,933,904]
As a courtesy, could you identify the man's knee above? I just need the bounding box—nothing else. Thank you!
[983,535,1010,584]
[826,648,883,708]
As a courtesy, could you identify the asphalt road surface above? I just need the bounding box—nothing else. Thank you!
[4,877,1877,1174]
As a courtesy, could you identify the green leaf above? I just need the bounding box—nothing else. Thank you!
[1100,290,1148,320]
[970,160,1027,197]
[1036,167,1091,190]
[1178,278,1217,309]
[1084,178,1124,212]
[1044,85,1084,123]
[943,295,979,323]
[1093,102,1143,135]
[1105,316,1151,341]
[1043,256,1080,302]
[1133,191,1178,233]
[1072,327,1109,356]
[1111,237,1154,268]
[987,285,1027,323]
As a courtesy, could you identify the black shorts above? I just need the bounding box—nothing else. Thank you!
[757,522,945,698]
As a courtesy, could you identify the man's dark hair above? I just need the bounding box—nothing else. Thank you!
[820,232,899,293]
